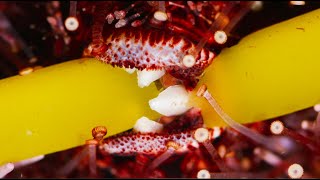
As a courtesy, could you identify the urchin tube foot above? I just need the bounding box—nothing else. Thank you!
[148,147,175,171]
[194,128,229,172]
[56,146,89,177]
[201,88,287,154]
[88,144,97,177]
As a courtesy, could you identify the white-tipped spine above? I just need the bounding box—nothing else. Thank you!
[197,169,211,179]
[288,163,304,179]
[133,116,163,133]
[137,69,165,88]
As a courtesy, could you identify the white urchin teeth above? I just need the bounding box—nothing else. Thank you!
[137,69,165,88]
[149,85,190,116]
[133,116,163,133]
[0,163,14,178]
[123,67,136,74]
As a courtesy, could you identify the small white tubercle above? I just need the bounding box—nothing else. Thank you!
[137,69,165,88]
[133,116,163,133]
[149,85,190,116]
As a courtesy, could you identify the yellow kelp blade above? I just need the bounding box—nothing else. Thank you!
[190,8,320,127]
[0,59,159,165]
